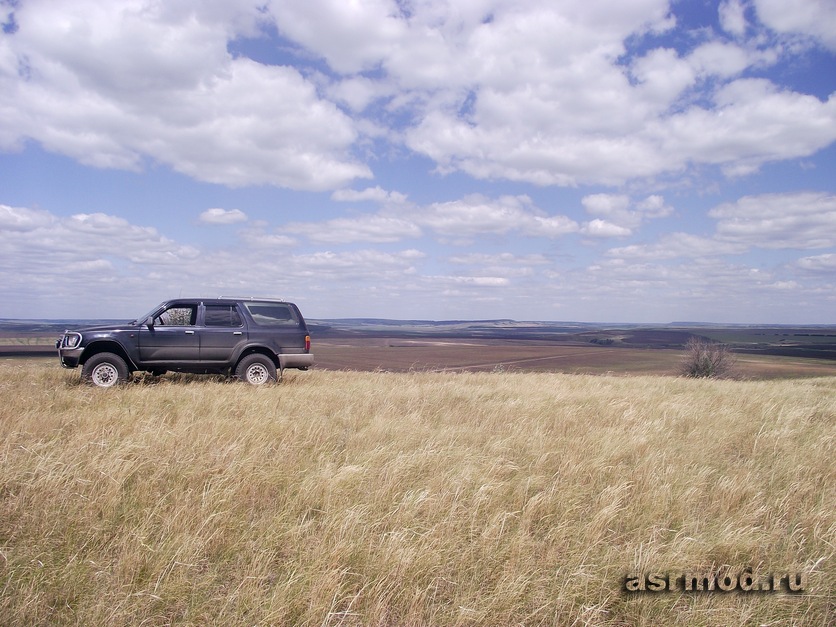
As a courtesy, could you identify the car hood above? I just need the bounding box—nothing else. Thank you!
[64,321,141,334]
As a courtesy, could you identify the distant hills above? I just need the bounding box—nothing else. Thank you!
[2,318,834,360]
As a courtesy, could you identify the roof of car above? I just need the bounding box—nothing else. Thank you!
[153,298,295,312]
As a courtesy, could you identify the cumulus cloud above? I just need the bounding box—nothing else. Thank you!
[607,233,747,260]
[0,0,370,190]
[292,249,424,281]
[199,208,248,225]
[580,193,673,235]
[797,253,836,272]
[719,0,748,38]
[417,195,578,238]
[1,1,834,322]
[754,0,836,51]
[0,202,433,316]
[285,194,583,243]
[581,219,632,238]
[0,204,53,231]
[2,0,834,192]
[709,192,836,248]
[331,186,409,206]
[388,1,836,186]
[286,214,421,243]
[0,204,202,316]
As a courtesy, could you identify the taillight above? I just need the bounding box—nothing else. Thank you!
[305,335,311,351]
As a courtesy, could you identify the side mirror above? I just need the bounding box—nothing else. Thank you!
[144,316,155,328]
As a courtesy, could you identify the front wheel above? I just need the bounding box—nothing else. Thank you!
[235,354,277,385]
[82,353,129,387]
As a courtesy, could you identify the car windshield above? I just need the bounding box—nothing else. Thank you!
[131,305,161,325]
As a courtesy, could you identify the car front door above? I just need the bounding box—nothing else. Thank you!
[138,303,200,364]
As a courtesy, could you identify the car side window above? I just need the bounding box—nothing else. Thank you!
[204,305,243,327]
[244,303,299,326]
[155,305,196,326]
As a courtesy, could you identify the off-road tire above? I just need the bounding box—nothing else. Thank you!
[236,354,277,385]
[82,353,129,387]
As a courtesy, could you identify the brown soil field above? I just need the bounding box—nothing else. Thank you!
[312,337,836,379]
[5,334,836,379]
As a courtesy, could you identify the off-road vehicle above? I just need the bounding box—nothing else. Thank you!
[56,298,313,387]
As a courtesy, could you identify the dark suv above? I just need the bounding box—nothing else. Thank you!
[56,298,313,387]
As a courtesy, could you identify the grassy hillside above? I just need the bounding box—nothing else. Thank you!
[0,362,833,625]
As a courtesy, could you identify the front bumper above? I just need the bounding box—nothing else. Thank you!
[56,333,83,368]
[58,348,82,369]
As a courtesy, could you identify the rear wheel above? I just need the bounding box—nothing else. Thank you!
[236,354,277,385]
[82,353,129,387]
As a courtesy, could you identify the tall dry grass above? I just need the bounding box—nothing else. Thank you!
[0,361,833,625]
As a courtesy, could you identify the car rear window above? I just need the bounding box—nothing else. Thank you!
[244,303,300,326]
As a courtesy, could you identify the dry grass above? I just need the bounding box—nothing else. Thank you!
[0,361,833,625]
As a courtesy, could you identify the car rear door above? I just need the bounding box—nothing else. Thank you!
[198,303,247,364]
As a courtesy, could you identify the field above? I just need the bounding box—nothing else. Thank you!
[0,361,833,625]
[311,338,836,379]
[5,335,836,380]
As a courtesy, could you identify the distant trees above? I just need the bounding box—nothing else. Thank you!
[680,337,736,379]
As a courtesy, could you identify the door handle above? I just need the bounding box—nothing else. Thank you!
[185,330,195,335]
[233,331,242,335]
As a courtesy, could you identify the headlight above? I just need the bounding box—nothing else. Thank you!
[62,333,82,349]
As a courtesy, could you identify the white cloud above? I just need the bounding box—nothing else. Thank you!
[418,194,578,238]
[648,79,836,178]
[581,219,632,238]
[0,204,202,313]
[0,202,433,316]
[199,208,248,225]
[238,228,297,249]
[427,275,510,288]
[286,214,421,243]
[328,76,395,112]
[579,255,832,322]
[331,186,409,206]
[754,0,836,51]
[389,2,836,186]
[0,0,370,190]
[270,0,408,75]
[292,249,424,281]
[797,253,836,272]
[580,193,673,235]
[719,0,748,38]
[2,0,834,193]
[637,195,674,219]
[709,191,836,248]
[449,252,550,266]
[287,194,582,243]
[0,1,834,323]
[447,252,548,279]
[582,194,631,216]
[0,204,54,231]
[688,41,751,78]
[631,47,696,104]
[607,233,746,260]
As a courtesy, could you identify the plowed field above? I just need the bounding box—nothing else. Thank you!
[312,337,836,379]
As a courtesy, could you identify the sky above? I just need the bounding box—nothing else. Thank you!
[1,0,835,323]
